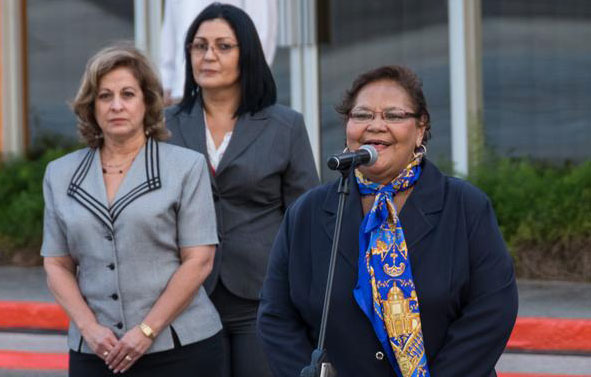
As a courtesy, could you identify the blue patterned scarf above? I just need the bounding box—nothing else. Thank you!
[353,153,430,377]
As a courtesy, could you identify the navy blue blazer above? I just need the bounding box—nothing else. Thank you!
[258,159,518,377]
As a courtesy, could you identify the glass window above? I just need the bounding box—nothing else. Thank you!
[482,0,591,162]
[319,0,451,181]
[27,0,134,147]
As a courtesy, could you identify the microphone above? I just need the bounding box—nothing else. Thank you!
[327,145,378,171]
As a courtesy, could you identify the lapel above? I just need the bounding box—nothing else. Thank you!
[321,172,364,270]
[67,137,162,232]
[215,107,269,176]
[176,101,210,167]
[398,158,446,248]
[175,101,218,186]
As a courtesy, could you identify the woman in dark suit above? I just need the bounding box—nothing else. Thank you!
[258,66,518,377]
[164,4,319,377]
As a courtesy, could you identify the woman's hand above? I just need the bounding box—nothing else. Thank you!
[80,322,118,360]
[105,326,153,373]
[43,256,118,361]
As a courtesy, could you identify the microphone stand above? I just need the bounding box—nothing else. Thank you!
[300,168,352,377]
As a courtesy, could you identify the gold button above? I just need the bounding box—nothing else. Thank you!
[375,351,384,360]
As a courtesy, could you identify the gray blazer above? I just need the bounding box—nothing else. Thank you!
[41,139,222,353]
[165,102,319,300]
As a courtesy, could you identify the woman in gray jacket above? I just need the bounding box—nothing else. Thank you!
[42,44,222,376]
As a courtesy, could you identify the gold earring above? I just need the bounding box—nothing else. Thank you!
[413,144,427,159]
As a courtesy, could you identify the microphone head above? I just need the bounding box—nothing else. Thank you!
[359,144,378,166]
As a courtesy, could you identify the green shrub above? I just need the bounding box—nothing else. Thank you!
[468,157,591,254]
[0,149,70,258]
[1,148,590,278]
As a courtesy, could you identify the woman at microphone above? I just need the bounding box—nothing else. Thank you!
[257,65,518,377]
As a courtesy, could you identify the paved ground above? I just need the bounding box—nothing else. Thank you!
[0,267,53,302]
[497,353,591,375]
[1,267,590,376]
[517,279,591,319]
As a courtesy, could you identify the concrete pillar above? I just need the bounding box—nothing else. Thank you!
[279,0,321,172]
[448,0,483,176]
[134,0,163,65]
[0,0,27,156]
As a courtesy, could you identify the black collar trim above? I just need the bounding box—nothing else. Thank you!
[67,138,162,232]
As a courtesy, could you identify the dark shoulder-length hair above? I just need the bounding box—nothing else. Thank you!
[177,2,277,117]
[335,65,432,148]
[72,43,169,148]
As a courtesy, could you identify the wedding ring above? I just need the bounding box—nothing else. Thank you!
[103,351,109,357]
[125,355,132,361]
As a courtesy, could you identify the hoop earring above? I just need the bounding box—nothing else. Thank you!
[413,144,427,159]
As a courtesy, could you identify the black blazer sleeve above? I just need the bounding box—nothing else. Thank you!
[257,205,315,376]
[430,198,518,377]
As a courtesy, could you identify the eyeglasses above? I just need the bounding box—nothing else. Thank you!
[349,109,419,124]
[187,42,239,56]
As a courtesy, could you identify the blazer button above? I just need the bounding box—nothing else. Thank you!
[107,263,115,270]
[111,293,119,300]
[105,234,113,241]
[115,322,123,329]
[375,351,384,360]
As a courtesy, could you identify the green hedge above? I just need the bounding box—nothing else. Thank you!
[1,150,590,277]
[0,149,69,258]
[468,158,591,248]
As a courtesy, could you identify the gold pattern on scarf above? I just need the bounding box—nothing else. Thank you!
[373,240,390,261]
[370,271,425,377]
[382,285,424,377]
[384,262,405,277]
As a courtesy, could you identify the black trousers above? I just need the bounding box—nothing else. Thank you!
[69,330,223,377]
[210,282,272,377]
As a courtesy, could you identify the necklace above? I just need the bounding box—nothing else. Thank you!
[102,167,124,175]
[102,153,137,168]
[102,157,135,175]
[100,144,142,175]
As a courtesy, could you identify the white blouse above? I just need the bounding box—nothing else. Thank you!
[204,113,233,171]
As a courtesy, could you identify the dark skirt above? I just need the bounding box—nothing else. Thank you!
[69,330,223,377]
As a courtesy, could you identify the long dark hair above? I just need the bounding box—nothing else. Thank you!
[177,3,277,117]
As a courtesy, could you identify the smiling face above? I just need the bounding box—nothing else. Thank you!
[346,79,426,184]
[190,18,240,92]
[94,67,146,143]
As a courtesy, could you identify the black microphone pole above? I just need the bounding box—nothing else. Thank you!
[300,168,351,377]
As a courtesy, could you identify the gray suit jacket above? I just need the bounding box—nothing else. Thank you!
[41,139,222,353]
[165,102,319,299]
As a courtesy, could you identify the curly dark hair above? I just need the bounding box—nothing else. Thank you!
[72,43,169,148]
[335,65,431,148]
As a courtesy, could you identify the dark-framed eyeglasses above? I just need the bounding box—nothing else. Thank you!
[186,41,239,56]
[349,109,420,124]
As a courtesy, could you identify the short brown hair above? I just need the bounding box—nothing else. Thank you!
[336,65,432,148]
[72,43,169,148]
